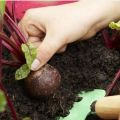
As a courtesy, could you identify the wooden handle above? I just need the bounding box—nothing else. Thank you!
[95,95,120,119]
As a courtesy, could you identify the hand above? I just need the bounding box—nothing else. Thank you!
[19,0,120,71]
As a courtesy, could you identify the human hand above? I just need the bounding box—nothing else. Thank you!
[19,0,120,71]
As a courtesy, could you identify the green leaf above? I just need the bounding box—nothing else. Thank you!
[22,117,32,120]
[15,43,37,80]
[0,90,7,112]
[109,21,120,30]
[59,89,105,120]
[15,64,30,80]
[21,43,37,69]
[0,0,6,15]
[0,0,5,30]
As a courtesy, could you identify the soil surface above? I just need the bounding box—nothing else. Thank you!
[1,32,120,120]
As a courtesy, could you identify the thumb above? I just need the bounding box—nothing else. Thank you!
[31,34,62,71]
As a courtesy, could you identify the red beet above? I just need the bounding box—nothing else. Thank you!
[25,64,61,98]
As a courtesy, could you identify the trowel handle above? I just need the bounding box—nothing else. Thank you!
[92,95,120,119]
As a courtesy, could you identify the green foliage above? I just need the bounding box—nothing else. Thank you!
[0,90,7,112]
[109,21,120,30]
[21,43,37,69]
[15,64,30,80]
[15,43,37,80]
[0,0,6,15]
[22,117,32,120]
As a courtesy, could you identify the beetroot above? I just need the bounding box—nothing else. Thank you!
[25,64,61,97]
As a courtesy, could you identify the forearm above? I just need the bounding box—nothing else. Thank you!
[76,0,120,30]
[97,0,120,28]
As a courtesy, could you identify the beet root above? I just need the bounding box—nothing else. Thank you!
[25,64,61,98]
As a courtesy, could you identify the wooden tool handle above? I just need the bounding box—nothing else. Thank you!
[94,95,120,119]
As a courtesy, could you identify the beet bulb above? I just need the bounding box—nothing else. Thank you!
[25,64,61,98]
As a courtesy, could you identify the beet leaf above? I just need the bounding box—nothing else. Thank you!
[15,64,30,80]
[0,0,6,16]
[109,21,120,30]
[15,43,37,80]
[21,43,37,69]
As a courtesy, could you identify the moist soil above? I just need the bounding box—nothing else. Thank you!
[1,32,120,120]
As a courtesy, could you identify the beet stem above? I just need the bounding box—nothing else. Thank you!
[102,29,112,49]
[0,82,18,120]
[0,38,2,81]
[12,1,17,24]
[0,32,18,120]
[4,22,21,47]
[0,33,25,63]
[4,13,26,43]
[1,59,21,67]
[111,30,118,42]
[106,69,120,96]
[5,6,12,19]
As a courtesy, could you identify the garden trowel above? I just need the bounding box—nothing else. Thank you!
[60,90,120,120]
[91,95,120,120]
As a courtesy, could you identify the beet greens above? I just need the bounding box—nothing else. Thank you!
[0,1,61,119]
[15,43,37,80]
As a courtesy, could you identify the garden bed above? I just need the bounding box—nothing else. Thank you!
[0,32,120,120]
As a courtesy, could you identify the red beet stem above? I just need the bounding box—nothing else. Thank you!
[111,30,119,42]
[106,69,120,96]
[4,13,26,43]
[0,82,18,120]
[4,22,21,47]
[0,33,25,62]
[0,32,17,120]
[0,36,2,81]
[5,6,12,20]
[1,59,21,67]
[0,4,24,120]
[0,20,2,80]
[102,29,120,49]
[0,33,22,53]
[2,41,25,63]
[102,29,112,49]
[12,1,17,23]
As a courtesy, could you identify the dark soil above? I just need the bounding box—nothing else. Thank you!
[1,32,120,120]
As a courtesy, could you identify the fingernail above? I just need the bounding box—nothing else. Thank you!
[31,59,41,71]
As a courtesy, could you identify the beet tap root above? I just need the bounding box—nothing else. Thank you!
[25,64,61,98]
